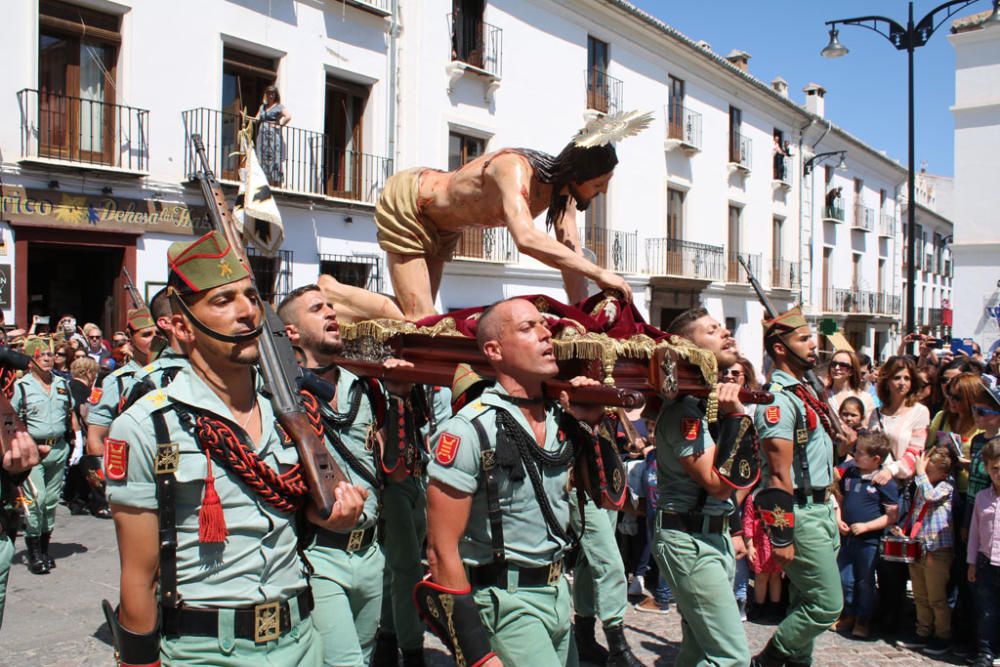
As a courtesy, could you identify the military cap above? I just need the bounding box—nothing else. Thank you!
[763,306,808,338]
[23,335,53,357]
[451,362,491,413]
[167,231,249,295]
[127,307,155,333]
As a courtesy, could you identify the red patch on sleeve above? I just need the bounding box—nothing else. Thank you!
[436,433,461,467]
[88,387,103,405]
[681,418,700,441]
[104,438,128,481]
[764,406,781,425]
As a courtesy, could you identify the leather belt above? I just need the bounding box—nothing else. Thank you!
[468,559,565,588]
[314,525,376,552]
[161,588,313,643]
[659,511,729,534]
[793,488,830,506]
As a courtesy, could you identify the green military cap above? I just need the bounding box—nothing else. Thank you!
[763,306,808,338]
[127,307,155,333]
[23,335,53,358]
[451,362,491,413]
[167,231,249,295]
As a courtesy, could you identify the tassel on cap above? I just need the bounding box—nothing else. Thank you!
[198,451,228,543]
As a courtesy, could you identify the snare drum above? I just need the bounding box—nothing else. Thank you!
[880,535,923,563]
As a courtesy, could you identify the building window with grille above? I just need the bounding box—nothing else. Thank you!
[448,132,486,171]
[246,248,293,304]
[319,254,383,293]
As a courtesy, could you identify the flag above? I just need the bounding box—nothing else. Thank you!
[233,131,283,256]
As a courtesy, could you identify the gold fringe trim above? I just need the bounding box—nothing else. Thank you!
[341,317,467,344]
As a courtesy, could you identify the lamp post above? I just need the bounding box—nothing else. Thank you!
[820,0,1000,335]
[803,150,848,176]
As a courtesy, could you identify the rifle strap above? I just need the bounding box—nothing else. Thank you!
[152,408,179,613]
[472,416,506,567]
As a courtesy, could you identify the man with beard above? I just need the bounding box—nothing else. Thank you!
[278,284,400,666]
[751,307,851,667]
[647,308,750,666]
[422,298,600,666]
[318,116,653,322]
[105,232,367,666]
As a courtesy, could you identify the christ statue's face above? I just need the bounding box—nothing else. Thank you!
[570,172,613,210]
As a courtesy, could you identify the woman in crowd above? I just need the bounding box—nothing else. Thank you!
[826,350,876,417]
[928,358,982,416]
[51,344,72,380]
[255,85,292,185]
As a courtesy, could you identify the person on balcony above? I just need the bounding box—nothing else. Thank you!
[254,85,291,186]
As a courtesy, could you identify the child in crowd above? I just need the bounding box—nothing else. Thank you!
[834,432,899,638]
[839,396,867,432]
[967,383,1000,531]
[743,487,783,622]
[898,448,956,656]
[967,438,1000,667]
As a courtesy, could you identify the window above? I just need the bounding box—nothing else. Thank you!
[451,0,485,67]
[727,205,741,281]
[37,0,121,164]
[325,76,370,198]
[772,216,783,261]
[878,258,886,294]
[728,106,743,164]
[822,247,832,308]
[725,317,738,337]
[586,36,610,112]
[448,132,486,171]
[879,188,887,211]
[824,164,833,187]
[933,232,943,274]
[221,46,277,179]
[246,248,293,304]
[584,193,609,269]
[667,76,685,140]
[852,253,861,289]
[319,254,384,292]
[666,188,684,239]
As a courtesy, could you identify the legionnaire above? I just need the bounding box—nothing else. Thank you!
[118,288,191,409]
[105,231,366,666]
[751,307,850,667]
[0,431,44,627]
[421,298,600,666]
[279,284,395,666]
[12,336,80,574]
[647,308,752,666]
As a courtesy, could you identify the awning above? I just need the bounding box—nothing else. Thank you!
[826,331,854,352]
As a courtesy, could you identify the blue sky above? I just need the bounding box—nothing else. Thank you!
[630,0,986,177]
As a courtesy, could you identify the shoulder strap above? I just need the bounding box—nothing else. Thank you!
[780,388,813,496]
[471,415,505,567]
[908,497,933,539]
[17,382,27,423]
[151,407,179,616]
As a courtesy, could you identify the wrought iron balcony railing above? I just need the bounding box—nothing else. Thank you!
[770,258,800,290]
[448,14,502,77]
[665,104,702,151]
[346,0,391,16]
[852,203,875,232]
[878,212,896,237]
[182,108,392,203]
[585,69,622,115]
[773,155,793,185]
[580,226,638,274]
[727,251,761,283]
[729,132,751,171]
[453,227,520,263]
[823,288,901,315]
[644,238,725,281]
[17,88,149,171]
[823,196,846,222]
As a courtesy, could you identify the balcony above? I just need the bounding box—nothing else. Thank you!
[928,307,945,328]
[17,88,149,173]
[664,104,702,154]
[580,226,638,273]
[878,213,896,237]
[447,14,502,99]
[852,203,875,232]
[727,251,761,284]
[728,132,751,173]
[585,69,622,115]
[823,289,901,315]
[343,0,391,17]
[182,108,392,204]
[453,227,519,263]
[823,196,846,223]
[770,258,800,290]
[772,155,792,189]
[644,238,725,282]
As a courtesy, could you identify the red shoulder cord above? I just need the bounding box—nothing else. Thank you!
[791,384,835,439]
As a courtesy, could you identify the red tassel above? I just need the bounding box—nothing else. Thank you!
[199,453,228,543]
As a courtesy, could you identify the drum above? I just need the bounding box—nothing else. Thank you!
[880,535,923,563]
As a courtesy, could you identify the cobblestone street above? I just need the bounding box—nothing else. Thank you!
[2,510,958,666]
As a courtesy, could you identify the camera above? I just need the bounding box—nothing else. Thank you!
[0,345,33,371]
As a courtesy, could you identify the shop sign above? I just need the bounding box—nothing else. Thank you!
[0,265,10,308]
[1,185,211,236]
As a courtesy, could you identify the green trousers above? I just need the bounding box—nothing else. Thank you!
[379,476,427,650]
[570,497,627,628]
[308,540,386,666]
[474,574,577,666]
[771,502,843,663]
[160,598,320,665]
[654,523,749,667]
[24,442,68,537]
[0,536,12,629]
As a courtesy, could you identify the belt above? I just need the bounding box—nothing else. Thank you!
[314,526,377,552]
[659,511,729,534]
[162,588,313,643]
[793,489,830,505]
[468,559,565,588]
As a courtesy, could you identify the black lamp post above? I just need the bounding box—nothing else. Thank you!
[803,150,848,176]
[821,0,1000,335]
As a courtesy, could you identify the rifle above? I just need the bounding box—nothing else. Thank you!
[0,347,33,459]
[122,268,145,310]
[189,134,347,517]
[737,255,849,443]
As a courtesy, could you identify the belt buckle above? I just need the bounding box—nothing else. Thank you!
[547,560,563,586]
[254,600,281,643]
[346,529,365,552]
[45,438,57,447]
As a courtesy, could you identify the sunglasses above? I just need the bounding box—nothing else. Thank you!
[54,352,66,357]
[830,361,852,370]
[721,369,744,378]
[974,406,1000,417]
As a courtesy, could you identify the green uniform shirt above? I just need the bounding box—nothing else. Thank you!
[12,373,74,441]
[87,360,142,428]
[428,384,572,568]
[655,396,733,516]
[106,366,307,607]
[754,369,834,490]
[130,348,191,395]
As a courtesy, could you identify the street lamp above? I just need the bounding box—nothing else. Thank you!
[820,0,999,336]
[803,150,848,176]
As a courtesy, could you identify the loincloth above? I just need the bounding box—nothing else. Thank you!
[374,168,462,261]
